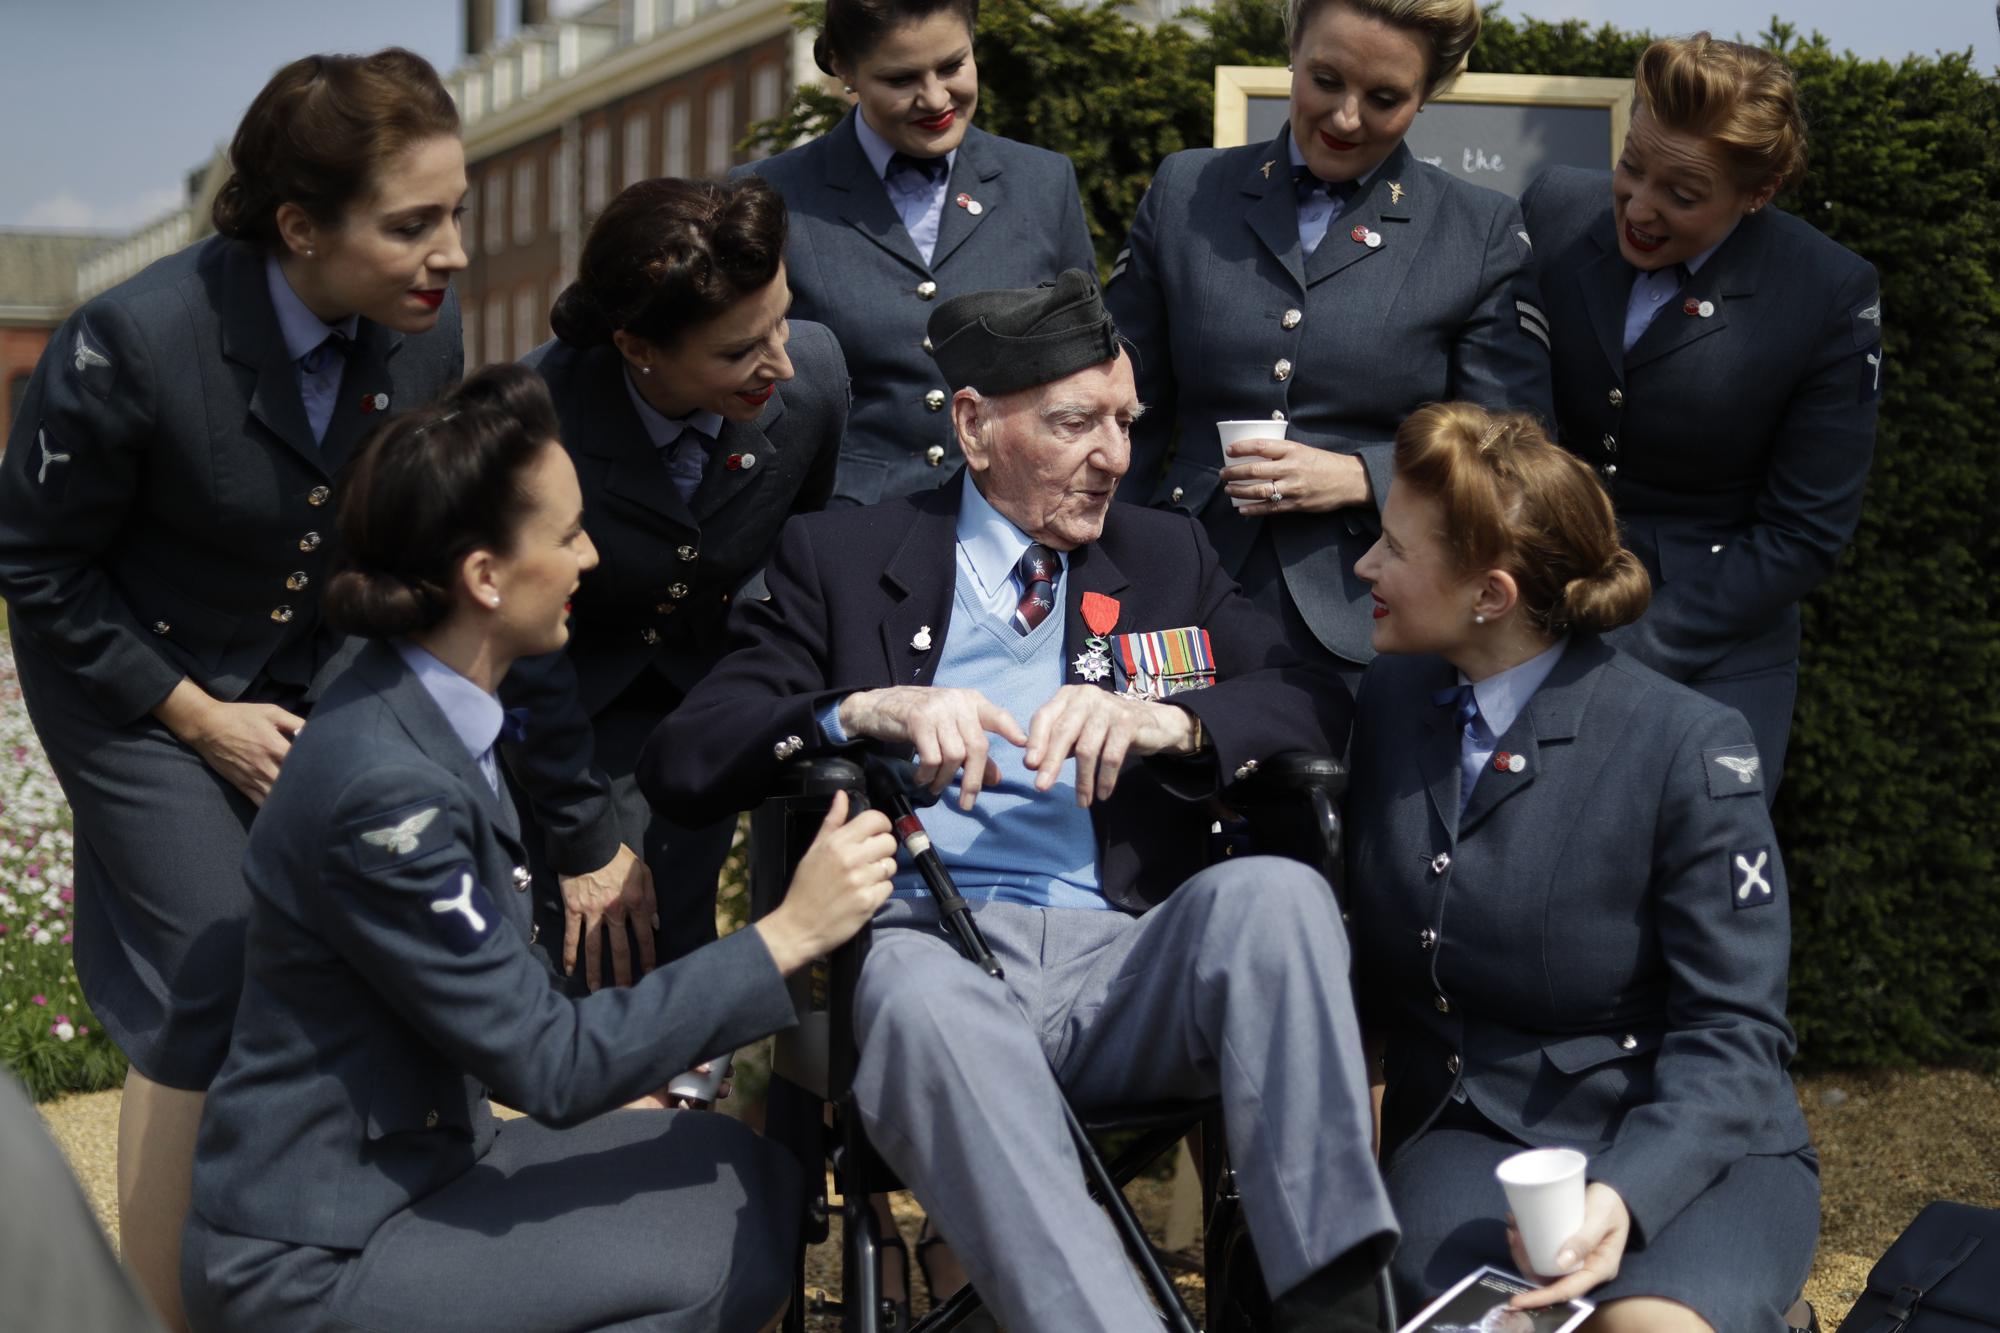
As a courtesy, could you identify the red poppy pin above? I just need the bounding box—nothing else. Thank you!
[1081,592,1120,637]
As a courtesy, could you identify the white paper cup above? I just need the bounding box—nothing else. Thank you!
[1217,419,1288,509]
[1495,1147,1587,1277]
[665,1052,733,1106]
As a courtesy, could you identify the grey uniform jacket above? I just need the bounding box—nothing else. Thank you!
[499,325,848,874]
[1106,135,1554,662]
[1344,635,1810,1245]
[191,641,796,1250]
[0,235,462,723]
[1519,167,1881,683]
[734,112,1094,504]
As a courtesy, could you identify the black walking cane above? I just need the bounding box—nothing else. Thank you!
[861,755,1202,1333]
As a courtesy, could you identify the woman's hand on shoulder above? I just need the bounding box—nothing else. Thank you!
[754,790,896,975]
[1222,440,1372,515]
[152,678,305,806]
[1505,1181,1631,1309]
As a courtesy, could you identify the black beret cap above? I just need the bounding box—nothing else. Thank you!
[927,268,1120,396]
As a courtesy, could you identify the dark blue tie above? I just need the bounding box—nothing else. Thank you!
[498,706,532,745]
[888,152,949,184]
[298,330,350,376]
[1293,166,1360,207]
[1431,683,1481,736]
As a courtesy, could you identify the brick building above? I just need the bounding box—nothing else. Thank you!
[0,229,118,444]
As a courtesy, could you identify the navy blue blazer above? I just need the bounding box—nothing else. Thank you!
[638,483,1352,912]
[734,112,1094,504]
[1519,167,1881,683]
[192,640,796,1250]
[1345,636,1809,1245]
[0,235,462,723]
[1106,135,1555,662]
[501,325,847,873]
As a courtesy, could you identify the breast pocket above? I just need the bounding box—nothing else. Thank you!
[366,1040,475,1141]
[112,562,242,671]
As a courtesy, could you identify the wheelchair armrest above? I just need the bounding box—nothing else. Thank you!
[1219,752,1347,806]
[762,754,868,805]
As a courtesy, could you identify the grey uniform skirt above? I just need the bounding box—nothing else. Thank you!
[1385,1098,1820,1331]
[13,631,286,1090]
[182,1109,800,1333]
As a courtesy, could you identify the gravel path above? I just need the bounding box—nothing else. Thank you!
[38,1067,2000,1328]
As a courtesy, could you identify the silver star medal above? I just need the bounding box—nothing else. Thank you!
[1122,666,1159,701]
[1073,635,1112,682]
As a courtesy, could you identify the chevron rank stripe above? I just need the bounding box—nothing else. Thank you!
[1515,300,1551,350]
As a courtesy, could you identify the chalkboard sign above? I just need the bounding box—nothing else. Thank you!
[1213,69,1633,198]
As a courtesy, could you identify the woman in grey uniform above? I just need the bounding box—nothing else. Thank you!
[1345,404,1817,1332]
[0,50,466,1329]
[1106,0,1553,684]
[1520,34,1882,799]
[182,366,897,1333]
[735,0,1094,505]
[508,175,846,991]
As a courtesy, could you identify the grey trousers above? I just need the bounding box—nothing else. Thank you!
[850,858,1397,1332]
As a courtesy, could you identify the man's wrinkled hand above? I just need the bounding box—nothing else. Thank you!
[839,686,1027,809]
[560,843,657,990]
[1024,686,1200,805]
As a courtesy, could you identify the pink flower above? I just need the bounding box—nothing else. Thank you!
[29,994,46,1006]
[79,1027,90,1036]
[53,1014,69,1024]
[61,933,74,944]
[0,924,10,936]
[59,888,74,903]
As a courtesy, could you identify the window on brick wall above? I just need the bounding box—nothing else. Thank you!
[484,300,506,369]
[514,160,536,246]
[585,123,610,214]
[623,113,650,188]
[484,168,506,252]
[663,98,690,179]
[515,285,539,359]
[749,65,782,162]
[705,82,733,176]
[549,141,570,232]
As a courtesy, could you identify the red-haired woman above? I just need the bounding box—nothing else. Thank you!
[0,50,467,1328]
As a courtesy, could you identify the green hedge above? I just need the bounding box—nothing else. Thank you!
[756,4,2000,1067]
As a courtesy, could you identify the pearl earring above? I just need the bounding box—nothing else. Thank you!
[843,84,855,94]
[305,247,315,258]
[638,364,652,376]
[489,596,502,609]
[1474,613,1486,625]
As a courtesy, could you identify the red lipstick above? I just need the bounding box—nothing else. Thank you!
[1320,131,1358,152]
[915,109,956,133]
[410,288,445,310]
[1371,597,1389,620]
[1624,224,1666,254]
[736,383,775,407]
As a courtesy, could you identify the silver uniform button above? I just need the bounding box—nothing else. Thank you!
[1445,1053,1461,1075]
[1607,388,1624,409]
[676,545,697,562]
[1233,759,1260,781]
[1600,463,1618,479]
[531,923,540,943]
[1430,852,1451,875]
[512,865,531,891]
[1281,308,1303,330]
[668,583,689,599]
[1620,1033,1639,1050]
[1602,433,1618,454]
[299,531,321,552]
[1419,928,1437,949]
[641,627,660,644]
[285,571,309,591]
[1170,486,1185,504]
[424,1109,440,1129]
[1435,994,1451,1013]
[270,605,293,624]
[307,485,332,506]
[916,280,938,300]
[922,335,934,353]
[1273,358,1292,382]
[151,620,171,635]
[925,389,947,412]
[925,445,946,466]
[1271,409,1286,421]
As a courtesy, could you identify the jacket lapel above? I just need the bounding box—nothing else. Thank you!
[692,387,788,521]
[1304,142,1415,289]
[1457,641,1597,836]
[1061,541,1131,690]
[929,130,1001,271]
[1576,216,1635,385]
[1625,213,1765,371]
[217,243,322,471]
[356,641,525,859]
[1415,661,1464,840]
[577,350,699,531]
[318,318,403,475]
[877,486,962,685]
[1242,131,1307,291]
[827,111,930,276]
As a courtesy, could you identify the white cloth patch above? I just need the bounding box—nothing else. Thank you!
[351,799,451,869]
[427,865,499,953]
[70,325,115,400]
[1516,300,1550,349]
[35,429,71,486]
[362,806,440,855]
[1732,846,1775,909]
[1704,744,1764,798]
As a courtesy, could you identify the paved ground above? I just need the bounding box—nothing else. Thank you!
[37,1067,2000,1328]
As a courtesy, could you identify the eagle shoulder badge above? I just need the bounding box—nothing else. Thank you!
[70,323,116,401]
[1703,745,1764,799]
[352,800,450,869]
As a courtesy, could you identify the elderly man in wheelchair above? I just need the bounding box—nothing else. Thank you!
[640,271,1397,1333]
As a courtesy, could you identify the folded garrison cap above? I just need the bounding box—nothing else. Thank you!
[927,269,1121,395]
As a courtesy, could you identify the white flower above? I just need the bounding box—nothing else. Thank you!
[53,1020,75,1042]
[31,927,52,946]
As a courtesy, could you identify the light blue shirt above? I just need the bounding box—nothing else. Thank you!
[855,112,955,266]
[622,370,723,505]
[1455,637,1568,814]
[395,640,505,793]
[265,255,359,445]
[1621,228,1732,352]
[816,473,1068,745]
[1287,134,1383,257]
